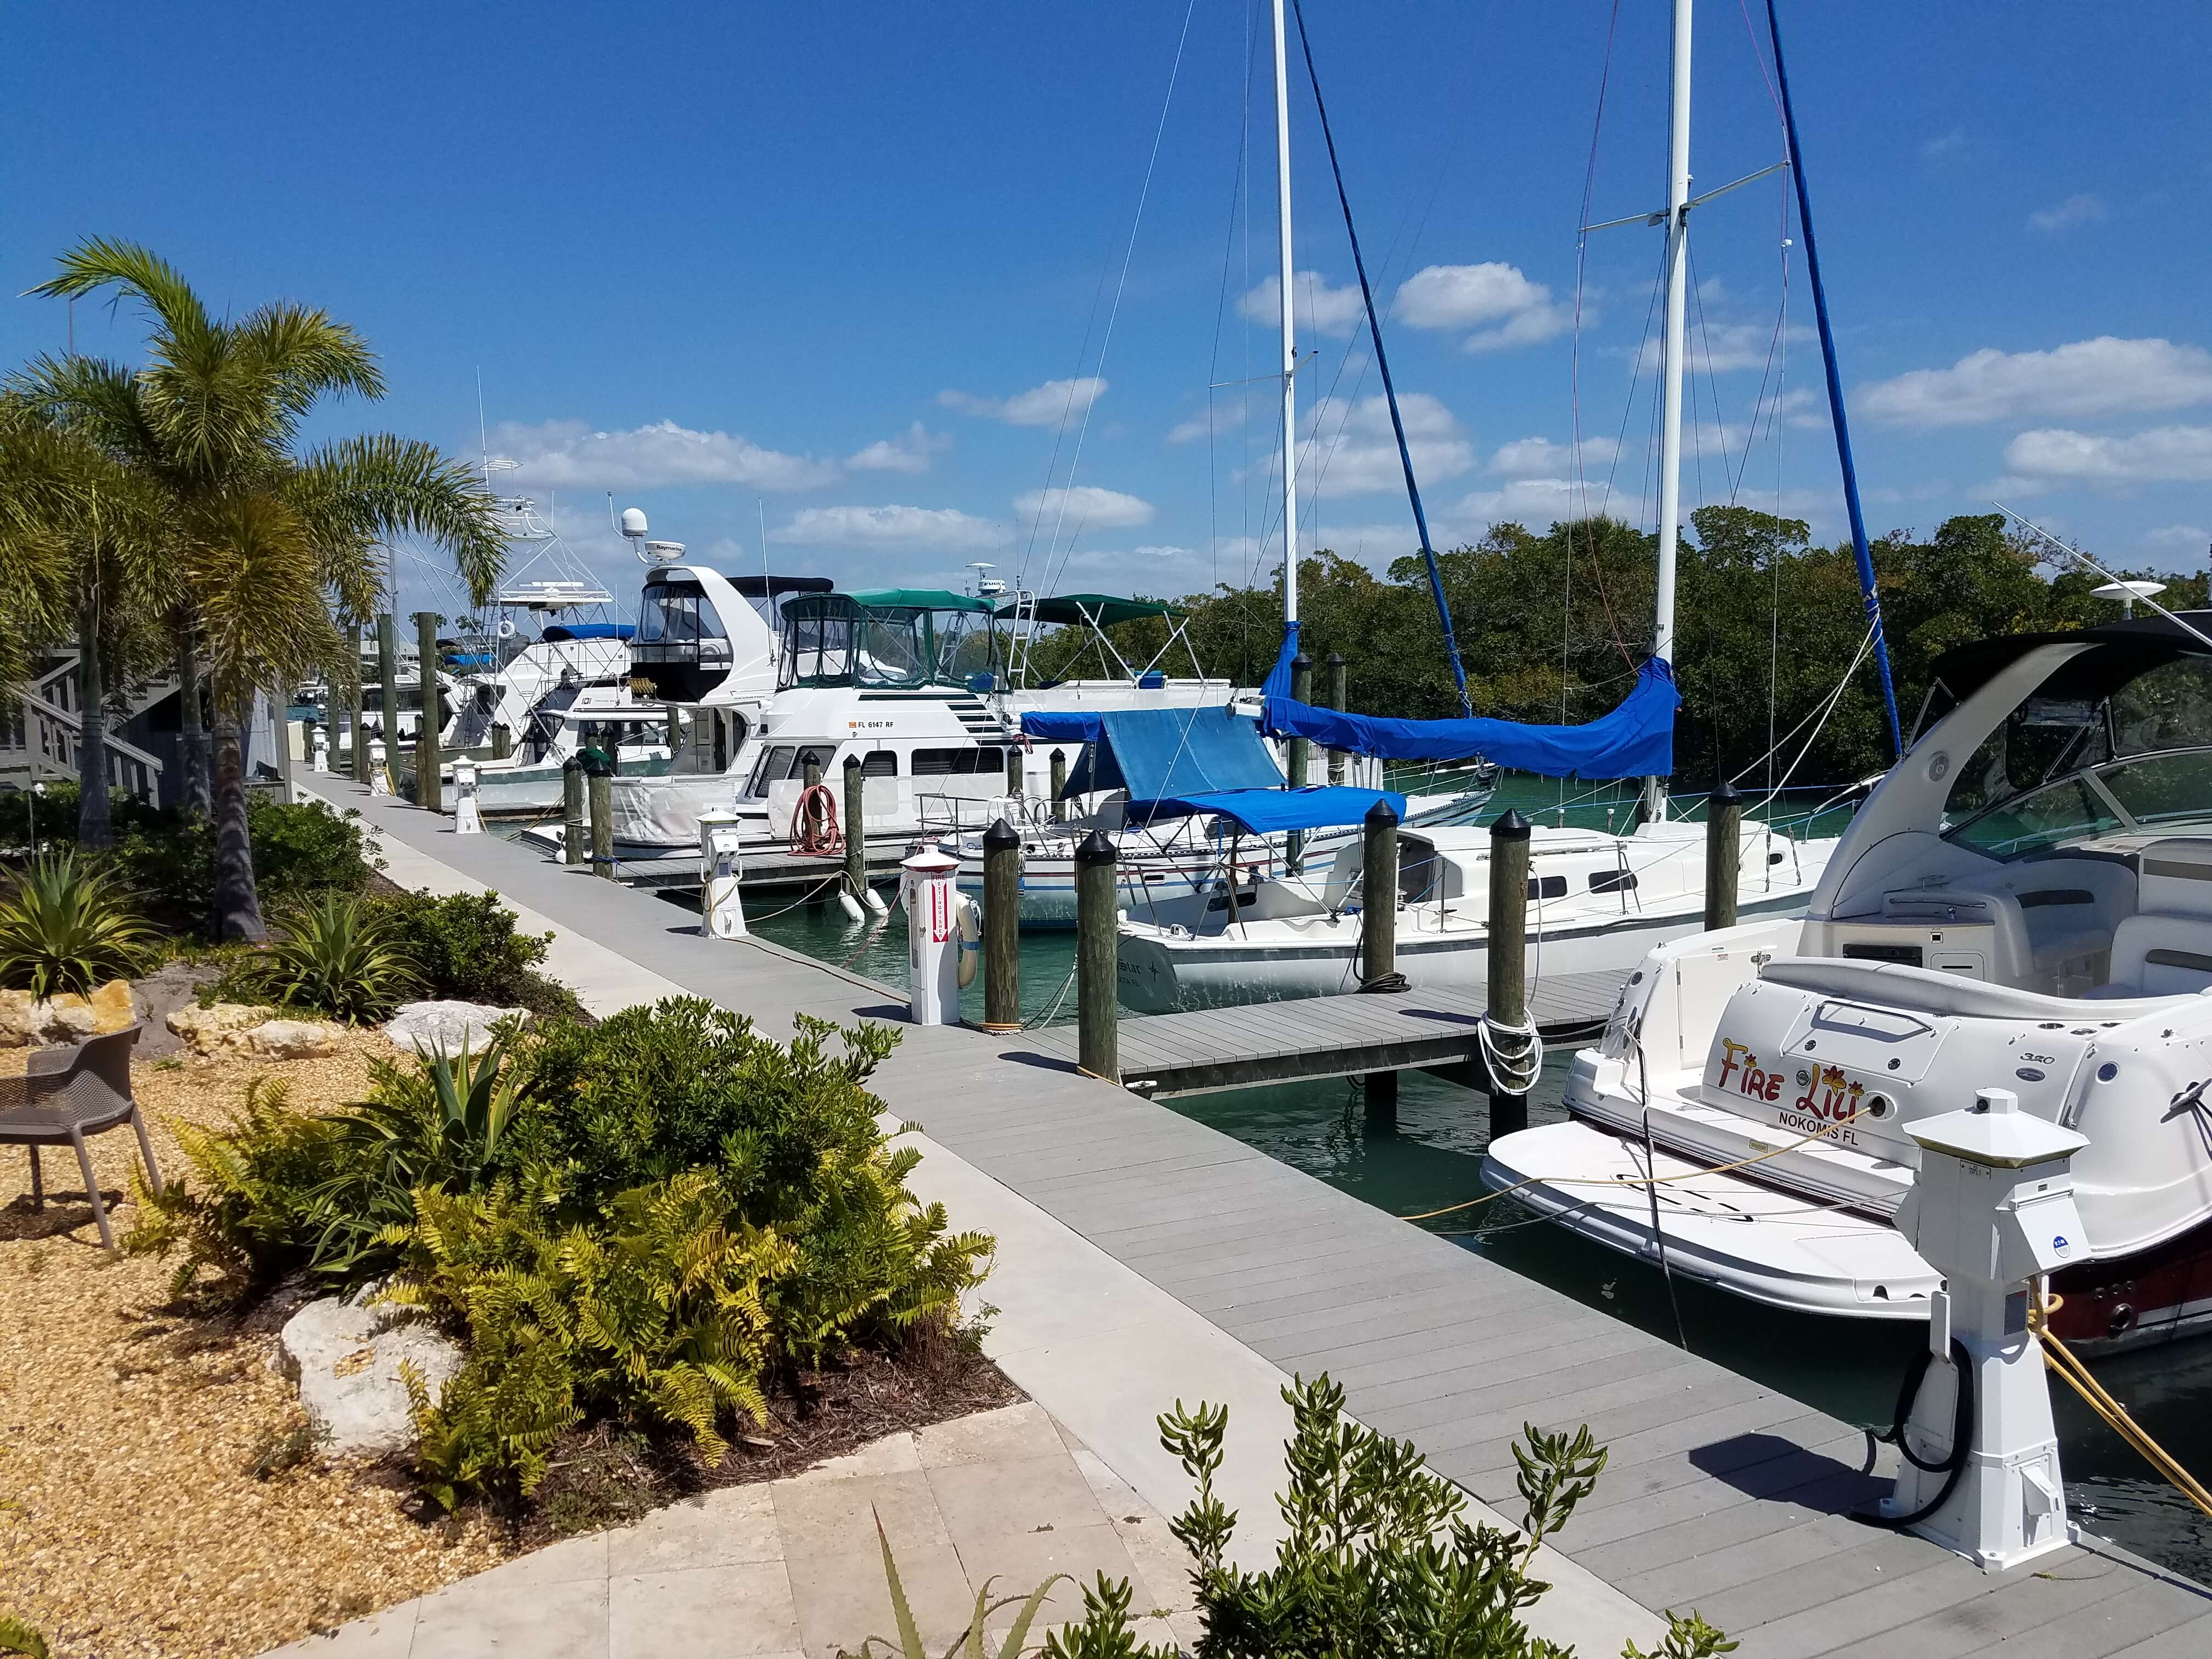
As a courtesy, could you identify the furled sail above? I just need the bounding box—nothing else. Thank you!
[1262,656,1679,781]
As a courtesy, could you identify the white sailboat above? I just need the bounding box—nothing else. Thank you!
[1114,0,1845,1014]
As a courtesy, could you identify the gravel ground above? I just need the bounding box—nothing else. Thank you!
[0,1035,513,1659]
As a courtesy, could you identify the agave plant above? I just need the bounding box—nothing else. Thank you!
[0,850,155,998]
[256,892,418,1023]
[851,1513,1067,1659]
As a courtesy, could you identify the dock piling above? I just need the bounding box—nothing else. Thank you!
[842,755,870,921]
[1286,651,1312,873]
[413,611,442,814]
[1049,748,1068,822]
[586,753,614,879]
[490,722,511,761]
[1486,809,1533,1138]
[561,757,584,866]
[1359,798,1400,989]
[982,817,1022,1031]
[351,627,371,783]
[1327,651,1347,787]
[1705,777,1742,930]
[1075,829,1119,1082]
[1006,744,1024,803]
[666,706,681,759]
[1363,1068,1398,1131]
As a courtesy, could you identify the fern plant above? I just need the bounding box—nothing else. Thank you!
[0,850,155,997]
[251,891,419,1023]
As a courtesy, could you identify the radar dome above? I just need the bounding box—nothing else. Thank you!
[619,507,649,538]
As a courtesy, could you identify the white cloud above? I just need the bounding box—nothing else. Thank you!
[2004,426,2212,484]
[1489,436,1618,476]
[1451,477,1584,526]
[776,504,1011,552]
[1635,320,1809,375]
[490,419,837,490]
[2145,523,2210,549]
[1238,271,1366,336]
[1859,337,2212,428]
[1167,401,1249,445]
[1012,484,1155,530]
[847,421,951,474]
[1303,392,1475,497]
[2029,193,2106,234]
[1922,128,1969,160]
[1395,262,1572,353]
[937,377,1107,426]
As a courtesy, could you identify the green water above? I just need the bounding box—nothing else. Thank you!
[740,774,2212,1581]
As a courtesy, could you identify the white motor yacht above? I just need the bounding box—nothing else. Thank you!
[1482,613,2212,1353]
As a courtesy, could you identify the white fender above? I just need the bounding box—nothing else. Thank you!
[838,887,865,925]
[956,894,983,988]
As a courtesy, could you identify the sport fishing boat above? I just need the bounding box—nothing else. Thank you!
[1483,612,2212,1352]
[518,543,1238,888]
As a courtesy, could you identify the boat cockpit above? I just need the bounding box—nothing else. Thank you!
[780,590,998,692]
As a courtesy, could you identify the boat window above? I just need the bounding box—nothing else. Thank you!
[746,744,797,798]
[785,607,855,686]
[1948,776,2123,859]
[2097,752,2212,828]
[638,582,726,648]
[1526,874,1568,900]
[2110,657,2212,755]
[861,751,898,777]
[1589,870,1639,894]
[855,611,932,688]
[911,747,1002,776]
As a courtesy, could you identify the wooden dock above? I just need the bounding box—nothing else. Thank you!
[304,776,2212,1657]
[1028,972,1628,1097]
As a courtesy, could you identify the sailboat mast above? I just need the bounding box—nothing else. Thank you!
[1645,0,1694,820]
[1271,0,1299,636]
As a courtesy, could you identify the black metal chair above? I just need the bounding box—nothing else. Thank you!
[0,1025,160,1248]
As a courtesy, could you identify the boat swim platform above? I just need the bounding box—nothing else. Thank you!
[1026,973,1629,1099]
[300,773,2212,1657]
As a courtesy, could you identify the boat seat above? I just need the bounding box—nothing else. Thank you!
[1760,955,2188,1023]
[2089,913,2212,998]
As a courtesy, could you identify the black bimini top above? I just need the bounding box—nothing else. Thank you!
[727,574,835,599]
[1918,611,2212,735]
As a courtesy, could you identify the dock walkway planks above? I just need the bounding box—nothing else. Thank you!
[307,776,2212,1657]
[1028,973,1630,1097]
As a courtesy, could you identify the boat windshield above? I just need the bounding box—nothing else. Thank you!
[1941,653,2212,857]
[781,596,972,689]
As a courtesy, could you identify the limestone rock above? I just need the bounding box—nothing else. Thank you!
[277,1291,462,1458]
[166,1001,272,1057]
[386,1000,527,1056]
[0,981,133,1048]
[247,1018,346,1059]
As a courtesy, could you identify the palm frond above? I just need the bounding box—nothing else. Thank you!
[186,490,341,707]
[291,435,506,605]
[235,301,386,421]
[27,237,216,349]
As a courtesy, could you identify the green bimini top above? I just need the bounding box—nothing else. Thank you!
[992,594,1188,628]
[849,588,997,614]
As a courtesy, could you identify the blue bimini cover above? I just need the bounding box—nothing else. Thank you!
[1024,705,1284,800]
[1263,656,1680,780]
[1124,785,1406,836]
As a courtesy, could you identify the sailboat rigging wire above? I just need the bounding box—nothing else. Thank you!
[1032,0,1201,603]
[1762,0,1903,764]
[1995,507,2212,653]
[1288,0,1471,716]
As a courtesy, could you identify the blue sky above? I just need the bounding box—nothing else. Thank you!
[7,3,2210,620]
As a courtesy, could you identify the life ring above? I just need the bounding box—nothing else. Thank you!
[956,894,983,988]
[496,619,517,639]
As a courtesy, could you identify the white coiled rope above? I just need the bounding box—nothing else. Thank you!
[1479,1009,1545,1096]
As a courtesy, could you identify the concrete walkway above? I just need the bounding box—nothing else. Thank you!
[266,1403,1201,1658]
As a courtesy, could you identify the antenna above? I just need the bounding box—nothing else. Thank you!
[758,497,771,602]
[476,368,490,490]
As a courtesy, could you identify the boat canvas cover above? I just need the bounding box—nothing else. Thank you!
[1022,706,1283,800]
[994,594,1188,628]
[1263,655,1680,780]
[1124,785,1406,835]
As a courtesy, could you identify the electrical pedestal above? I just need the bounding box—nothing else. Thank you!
[902,846,962,1026]
[1887,1087,2087,1571]
[452,756,482,835]
[699,810,748,940]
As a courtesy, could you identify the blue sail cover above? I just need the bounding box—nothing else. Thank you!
[1125,785,1404,835]
[1263,656,1680,780]
[1021,706,1283,799]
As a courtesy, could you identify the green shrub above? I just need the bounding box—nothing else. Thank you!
[0,850,157,997]
[999,1376,1736,1659]
[109,794,380,935]
[124,998,995,1512]
[377,888,579,1019]
[247,893,421,1023]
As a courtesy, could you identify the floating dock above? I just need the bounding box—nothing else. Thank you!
[1027,972,1627,1097]
[302,775,2212,1656]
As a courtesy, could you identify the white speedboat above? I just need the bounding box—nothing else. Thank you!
[1483,613,2212,1352]
[1117,806,1836,1012]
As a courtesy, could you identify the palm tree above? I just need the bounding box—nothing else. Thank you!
[17,240,505,938]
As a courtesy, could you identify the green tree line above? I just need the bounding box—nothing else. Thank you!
[1023,507,2208,788]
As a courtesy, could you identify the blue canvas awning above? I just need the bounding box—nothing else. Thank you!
[1125,785,1404,836]
[1020,705,1283,799]
[1262,655,1680,780]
